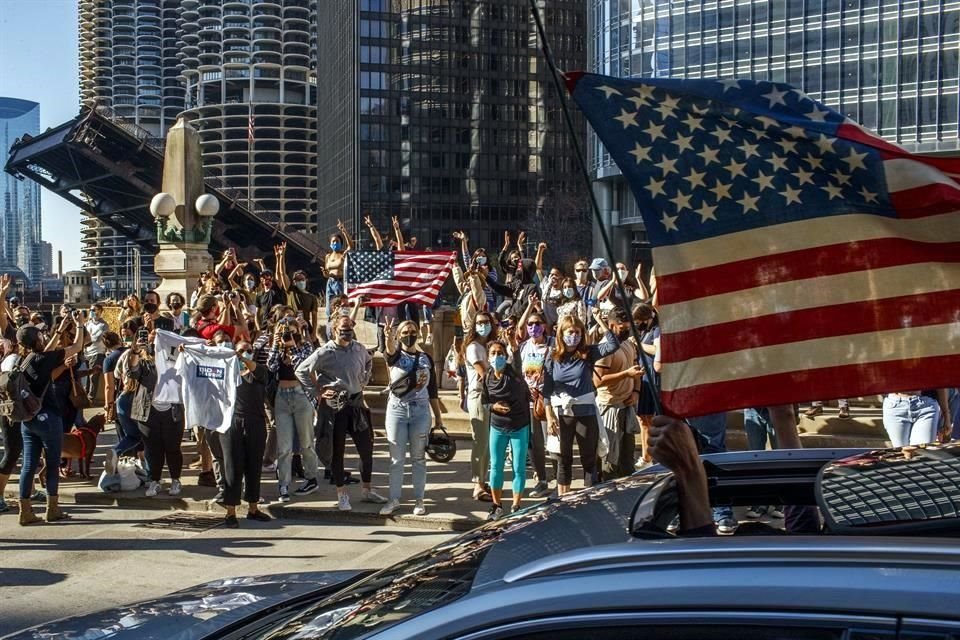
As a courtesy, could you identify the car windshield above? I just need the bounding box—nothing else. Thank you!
[257,525,502,640]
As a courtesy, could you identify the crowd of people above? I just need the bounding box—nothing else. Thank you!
[1,223,958,532]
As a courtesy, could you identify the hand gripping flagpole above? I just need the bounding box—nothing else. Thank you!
[528,0,664,416]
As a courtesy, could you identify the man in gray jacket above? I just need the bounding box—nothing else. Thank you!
[296,315,385,511]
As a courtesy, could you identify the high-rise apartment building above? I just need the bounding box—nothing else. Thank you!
[79,0,185,138]
[39,241,53,277]
[0,97,43,284]
[589,0,960,258]
[78,0,181,296]
[317,0,590,263]
[179,0,319,234]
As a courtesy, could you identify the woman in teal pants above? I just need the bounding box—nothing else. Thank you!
[481,340,532,521]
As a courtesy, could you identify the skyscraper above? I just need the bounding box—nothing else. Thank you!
[178,0,319,234]
[79,0,185,138]
[317,1,590,263]
[0,97,43,284]
[588,0,960,258]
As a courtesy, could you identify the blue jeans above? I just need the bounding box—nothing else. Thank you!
[489,425,530,497]
[949,388,960,440]
[275,387,319,487]
[114,392,142,457]
[20,410,63,498]
[325,278,344,318]
[883,394,940,447]
[384,399,431,501]
[687,413,731,521]
[744,407,778,451]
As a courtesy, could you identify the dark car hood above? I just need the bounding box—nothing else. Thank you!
[3,571,364,640]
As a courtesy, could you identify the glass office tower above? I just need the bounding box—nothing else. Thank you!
[0,98,43,284]
[589,0,960,257]
[318,0,590,262]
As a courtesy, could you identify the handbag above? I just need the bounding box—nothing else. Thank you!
[69,367,91,410]
[531,388,546,422]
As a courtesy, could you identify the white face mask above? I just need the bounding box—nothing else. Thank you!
[618,269,629,280]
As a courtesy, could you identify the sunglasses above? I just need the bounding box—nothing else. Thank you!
[574,268,587,273]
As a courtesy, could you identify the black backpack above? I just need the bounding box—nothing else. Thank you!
[0,354,48,422]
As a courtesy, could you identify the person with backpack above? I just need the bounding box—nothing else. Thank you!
[10,319,85,525]
[379,318,443,517]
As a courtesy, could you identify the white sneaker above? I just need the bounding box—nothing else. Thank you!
[362,489,388,504]
[145,481,161,497]
[413,500,427,516]
[338,493,352,511]
[169,479,182,496]
[379,499,401,516]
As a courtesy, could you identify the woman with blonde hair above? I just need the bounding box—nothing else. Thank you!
[460,311,499,502]
[379,318,444,516]
[119,294,142,325]
[543,311,619,496]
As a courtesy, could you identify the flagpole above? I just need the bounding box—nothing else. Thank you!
[528,0,664,416]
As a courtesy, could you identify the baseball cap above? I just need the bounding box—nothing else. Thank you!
[589,258,610,271]
[16,325,41,349]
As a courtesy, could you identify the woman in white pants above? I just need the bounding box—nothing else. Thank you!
[379,319,443,516]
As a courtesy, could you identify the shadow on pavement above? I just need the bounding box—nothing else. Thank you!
[0,568,68,588]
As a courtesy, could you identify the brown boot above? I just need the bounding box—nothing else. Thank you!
[18,500,41,526]
[45,495,70,522]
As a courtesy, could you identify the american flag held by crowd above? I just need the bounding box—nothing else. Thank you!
[1,74,959,531]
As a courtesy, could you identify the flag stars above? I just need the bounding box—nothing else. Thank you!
[725,159,746,177]
[762,86,790,107]
[698,147,720,165]
[859,187,879,203]
[805,155,825,171]
[712,181,735,201]
[645,177,667,198]
[683,168,707,189]
[681,113,705,132]
[645,123,667,141]
[776,139,799,154]
[765,155,789,172]
[596,84,622,99]
[741,142,760,158]
[670,191,694,212]
[629,142,651,163]
[716,78,743,93]
[672,134,695,153]
[614,108,639,129]
[633,84,657,101]
[794,169,815,186]
[832,170,852,186]
[656,156,679,175]
[753,172,776,191]
[713,127,733,144]
[814,136,836,154]
[782,186,803,205]
[661,211,679,232]
[739,192,761,213]
[806,106,830,122]
[842,148,869,171]
[754,115,779,130]
[654,102,677,121]
[822,183,843,200]
[697,203,719,222]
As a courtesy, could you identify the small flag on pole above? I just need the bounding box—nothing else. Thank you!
[569,71,960,418]
[346,251,455,307]
[247,114,255,144]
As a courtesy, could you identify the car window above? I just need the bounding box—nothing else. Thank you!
[491,625,877,640]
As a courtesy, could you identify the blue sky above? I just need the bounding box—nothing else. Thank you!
[0,0,81,270]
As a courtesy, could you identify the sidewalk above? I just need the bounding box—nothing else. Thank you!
[2,402,890,531]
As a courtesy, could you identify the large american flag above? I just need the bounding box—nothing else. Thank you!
[346,251,455,307]
[571,72,960,418]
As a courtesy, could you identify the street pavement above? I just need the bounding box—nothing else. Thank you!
[0,505,455,637]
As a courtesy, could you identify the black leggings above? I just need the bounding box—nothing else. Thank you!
[331,410,373,488]
[220,416,267,506]
[143,407,185,482]
[557,414,599,486]
[0,415,23,476]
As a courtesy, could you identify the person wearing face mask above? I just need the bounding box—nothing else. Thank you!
[219,340,272,527]
[380,318,444,516]
[597,262,644,311]
[556,277,588,325]
[632,303,661,470]
[460,312,498,502]
[514,304,555,498]
[572,259,594,306]
[14,320,85,525]
[539,268,564,327]
[323,221,353,318]
[594,308,643,480]
[193,294,236,342]
[84,303,108,403]
[543,311,619,496]
[481,339,532,520]
[267,318,319,503]
[166,293,191,331]
[296,316,386,511]
[254,267,285,330]
[452,230,501,313]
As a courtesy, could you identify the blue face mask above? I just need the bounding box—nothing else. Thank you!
[476,255,487,266]
[490,354,507,372]
[330,242,342,251]
[475,323,491,338]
